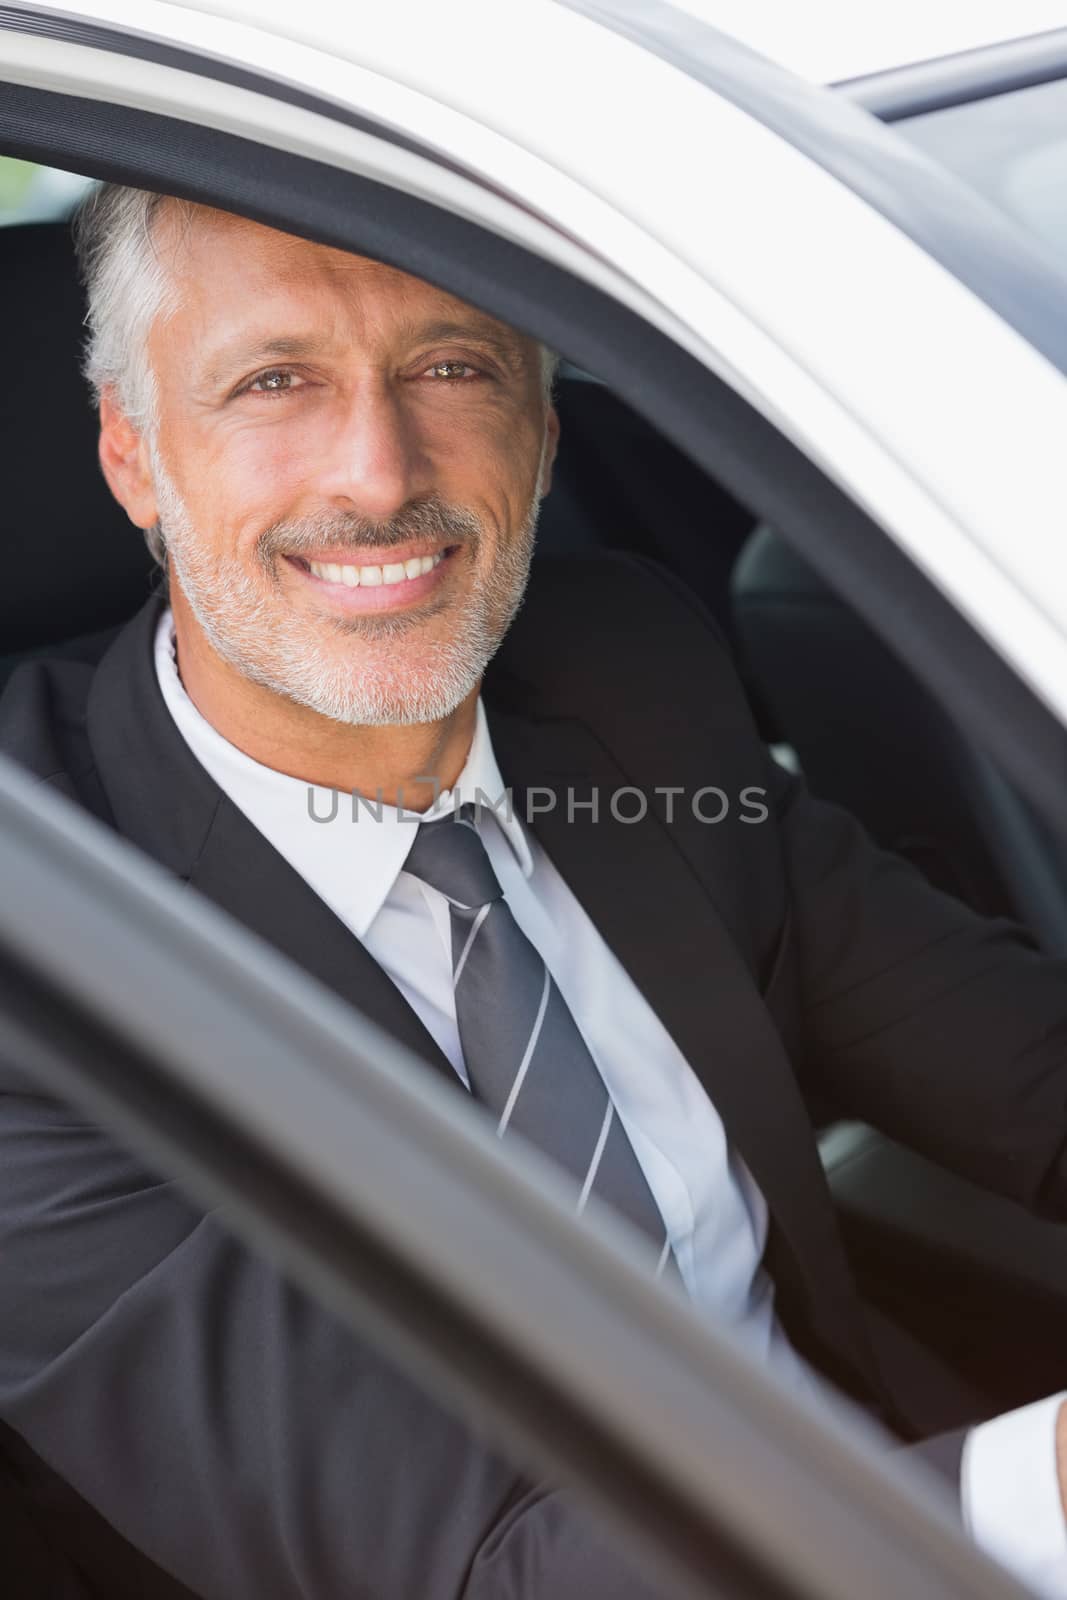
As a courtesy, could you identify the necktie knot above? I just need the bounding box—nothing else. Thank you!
[403,802,503,911]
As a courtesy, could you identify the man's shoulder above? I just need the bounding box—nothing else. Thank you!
[0,623,125,799]
[492,548,746,714]
[518,547,732,644]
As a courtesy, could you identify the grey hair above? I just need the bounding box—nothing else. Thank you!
[73,181,561,567]
[72,183,183,432]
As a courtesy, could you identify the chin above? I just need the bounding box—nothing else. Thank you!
[276,647,482,728]
[298,683,474,729]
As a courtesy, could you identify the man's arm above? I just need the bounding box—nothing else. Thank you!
[955,1396,1067,1597]
[0,1067,666,1600]
[770,758,1067,1216]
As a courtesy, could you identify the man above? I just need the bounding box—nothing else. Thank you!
[1,183,1067,1598]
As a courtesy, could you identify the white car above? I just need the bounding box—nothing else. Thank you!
[3,4,1067,1597]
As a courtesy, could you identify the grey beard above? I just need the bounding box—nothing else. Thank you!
[151,449,542,727]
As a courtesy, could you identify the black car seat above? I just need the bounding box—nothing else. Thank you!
[731,523,1067,954]
[2,221,158,681]
[548,371,754,631]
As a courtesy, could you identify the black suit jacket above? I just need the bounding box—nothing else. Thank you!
[1,552,1065,1598]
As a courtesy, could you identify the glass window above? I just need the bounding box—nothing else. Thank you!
[896,75,1067,263]
[0,159,95,227]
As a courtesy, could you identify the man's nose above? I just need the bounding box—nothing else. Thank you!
[316,384,432,522]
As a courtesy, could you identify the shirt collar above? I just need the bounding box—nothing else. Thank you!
[153,609,532,940]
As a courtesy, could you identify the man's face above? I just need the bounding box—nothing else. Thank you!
[117,205,558,725]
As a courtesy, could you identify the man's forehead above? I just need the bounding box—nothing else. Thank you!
[158,201,500,327]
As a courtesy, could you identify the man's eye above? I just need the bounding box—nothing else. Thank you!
[246,369,303,395]
[424,361,480,382]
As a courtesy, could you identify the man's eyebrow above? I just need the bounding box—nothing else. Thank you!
[202,336,324,389]
[401,319,525,368]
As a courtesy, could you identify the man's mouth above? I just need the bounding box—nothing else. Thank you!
[284,543,461,611]
[299,547,449,589]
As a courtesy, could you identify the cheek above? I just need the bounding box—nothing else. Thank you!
[189,429,308,548]
[442,417,543,517]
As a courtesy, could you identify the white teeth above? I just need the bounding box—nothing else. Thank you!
[307,549,447,586]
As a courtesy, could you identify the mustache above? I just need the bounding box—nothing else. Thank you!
[256,497,484,566]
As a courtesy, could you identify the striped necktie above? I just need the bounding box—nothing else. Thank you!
[403,803,679,1282]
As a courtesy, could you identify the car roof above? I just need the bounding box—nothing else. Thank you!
[662,0,1067,84]
[46,0,1067,87]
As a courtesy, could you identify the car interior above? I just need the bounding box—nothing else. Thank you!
[5,168,1067,1447]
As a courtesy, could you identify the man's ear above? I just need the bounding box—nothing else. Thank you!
[98,389,159,529]
[538,404,560,499]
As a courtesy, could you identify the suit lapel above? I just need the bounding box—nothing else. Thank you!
[182,798,461,1088]
[487,702,880,1393]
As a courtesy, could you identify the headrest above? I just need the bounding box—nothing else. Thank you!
[732,523,830,602]
[2,223,155,655]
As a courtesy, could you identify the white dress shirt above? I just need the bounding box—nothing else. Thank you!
[153,610,1067,1595]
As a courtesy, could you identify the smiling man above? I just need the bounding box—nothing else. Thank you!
[96,194,557,809]
[4,185,1067,1600]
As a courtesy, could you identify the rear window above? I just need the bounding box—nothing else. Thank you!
[0,159,95,227]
